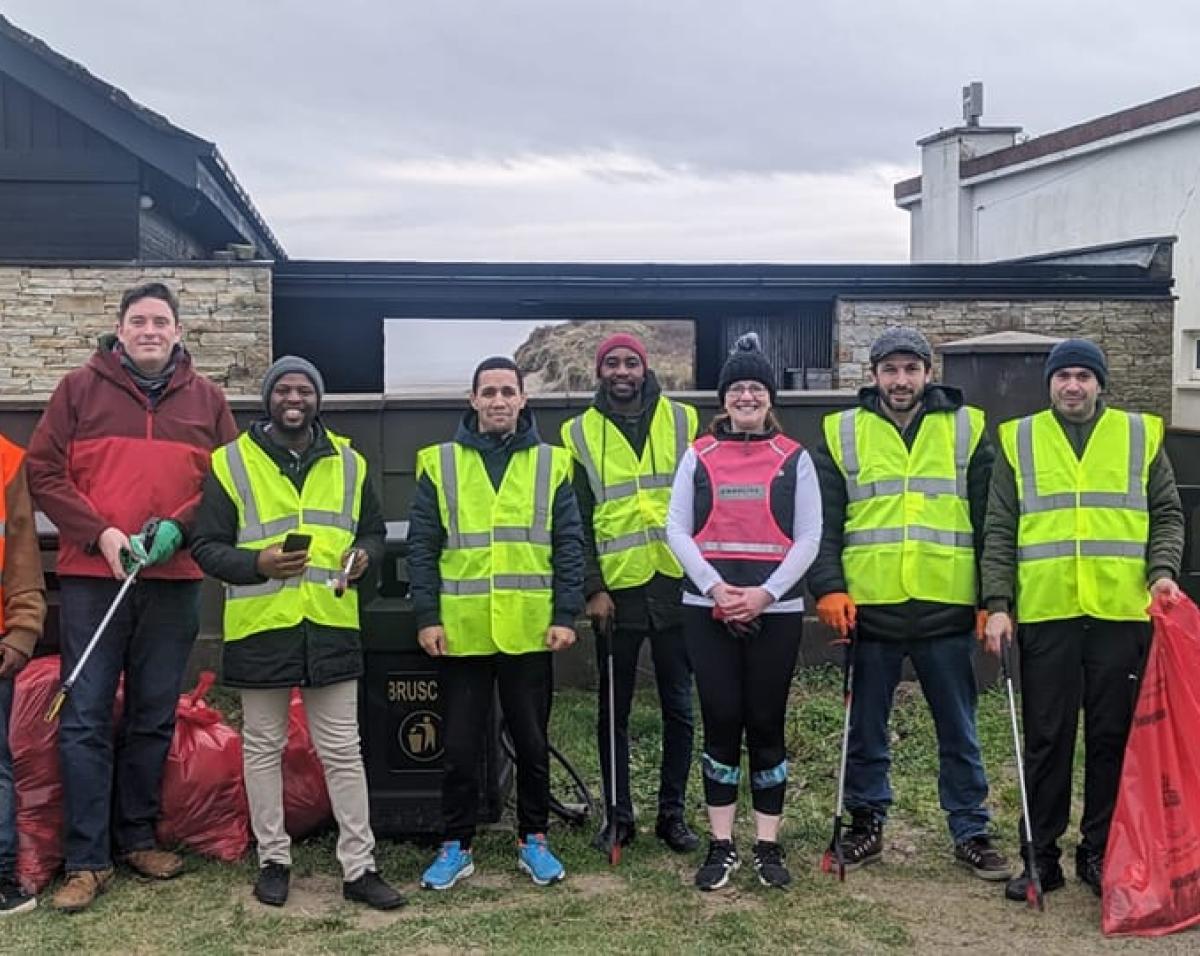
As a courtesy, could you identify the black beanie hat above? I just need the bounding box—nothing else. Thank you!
[262,355,325,410]
[1044,338,1108,389]
[718,332,776,402]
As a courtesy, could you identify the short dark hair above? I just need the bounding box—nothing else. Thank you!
[119,282,179,324]
[471,356,524,393]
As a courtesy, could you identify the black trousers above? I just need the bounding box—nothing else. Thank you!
[595,623,694,824]
[684,606,802,815]
[1018,616,1149,865]
[438,651,553,845]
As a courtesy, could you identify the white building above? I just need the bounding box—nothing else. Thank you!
[895,85,1200,426]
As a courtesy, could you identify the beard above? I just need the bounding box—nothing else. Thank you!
[881,386,922,412]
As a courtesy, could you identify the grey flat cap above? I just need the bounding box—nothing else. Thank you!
[869,326,933,366]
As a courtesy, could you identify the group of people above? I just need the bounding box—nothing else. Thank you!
[0,280,1184,919]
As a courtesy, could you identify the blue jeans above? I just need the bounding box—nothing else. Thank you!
[58,576,199,871]
[845,632,991,843]
[0,676,15,877]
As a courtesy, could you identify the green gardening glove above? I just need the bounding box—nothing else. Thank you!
[128,518,184,567]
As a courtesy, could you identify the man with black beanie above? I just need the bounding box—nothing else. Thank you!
[191,355,403,911]
[982,337,1184,902]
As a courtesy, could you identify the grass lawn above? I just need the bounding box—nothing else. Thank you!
[5,665,1196,954]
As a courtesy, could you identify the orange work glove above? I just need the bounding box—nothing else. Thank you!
[975,610,988,641]
[816,592,857,639]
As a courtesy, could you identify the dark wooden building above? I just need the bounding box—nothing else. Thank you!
[0,14,283,261]
[272,256,1173,393]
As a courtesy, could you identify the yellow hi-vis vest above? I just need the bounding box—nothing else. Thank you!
[824,405,984,606]
[998,407,1160,624]
[560,398,697,590]
[211,430,366,641]
[416,440,573,656]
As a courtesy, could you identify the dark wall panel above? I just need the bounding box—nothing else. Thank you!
[0,181,137,258]
[273,298,385,392]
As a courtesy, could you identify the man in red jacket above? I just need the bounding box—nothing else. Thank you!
[27,282,237,913]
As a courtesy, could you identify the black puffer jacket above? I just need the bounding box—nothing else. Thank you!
[807,384,994,642]
[407,406,585,633]
[190,420,386,688]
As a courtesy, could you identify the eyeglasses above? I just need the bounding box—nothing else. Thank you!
[727,383,767,397]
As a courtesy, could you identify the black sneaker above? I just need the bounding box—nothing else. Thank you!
[1075,845,1103,897]
[694,839,740,891]
[832,812,883,870]
[1004,862,1065,902]
[954,835,1013,881]
[752,841,791,889]
[0,875,35,916]
[343,870,406,910]
[591,818,637,853]
[253,862,290,907]
[655,815,700,854]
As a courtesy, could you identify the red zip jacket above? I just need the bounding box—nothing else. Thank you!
[26,343,238,580]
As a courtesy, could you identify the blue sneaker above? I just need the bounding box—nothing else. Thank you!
[421,841,475,891]
[518,833,565,886]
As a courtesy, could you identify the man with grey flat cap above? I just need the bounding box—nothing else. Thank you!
[191,355,402,911]
[809,325,1009,881]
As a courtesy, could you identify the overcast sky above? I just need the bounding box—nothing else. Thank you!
[7,1,1200,262]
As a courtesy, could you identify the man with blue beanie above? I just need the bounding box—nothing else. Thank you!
[982,337,1185,902]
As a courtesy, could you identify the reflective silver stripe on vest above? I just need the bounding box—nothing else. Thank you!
[699,541,788,555]
[841,408,970,502]
[440,573,554,596]
[226,576,299,600]
[440,443,555,552]
[569,416,603,498]
[0,519,6,535]
[672,401,690,463]
[1015,413,1148,514]
[495,573,553,589]
[596,527,667,556]
[1017,540,1147,562]
[441,578,491,595]
[844,527,973,548]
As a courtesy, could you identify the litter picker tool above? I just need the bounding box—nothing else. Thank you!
[821,629,855,880]
[45,559,143,722]
[601,615,621,866]
[1002,635,1045,912]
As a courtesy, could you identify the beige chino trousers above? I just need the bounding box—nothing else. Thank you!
[241,679,376,881]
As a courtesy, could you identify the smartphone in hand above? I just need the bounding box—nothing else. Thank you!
[281,532,312,553]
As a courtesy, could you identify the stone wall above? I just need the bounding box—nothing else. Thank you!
[835,298,1174,418]
[0,263,272,394]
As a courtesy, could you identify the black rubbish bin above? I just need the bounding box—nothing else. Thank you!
[358,524,511,838]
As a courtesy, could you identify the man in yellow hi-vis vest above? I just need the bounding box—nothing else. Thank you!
[982,338,1184,903]
[192,356,403,912]
[408,356,584,891]
[560,333,700,856]
[809,327,1011,881]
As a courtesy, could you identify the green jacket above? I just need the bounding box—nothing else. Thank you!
[980,401,1184,614]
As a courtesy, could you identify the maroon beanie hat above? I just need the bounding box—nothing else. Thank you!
[595,333,648,376]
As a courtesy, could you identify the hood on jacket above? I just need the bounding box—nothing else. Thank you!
[453,405,542,453]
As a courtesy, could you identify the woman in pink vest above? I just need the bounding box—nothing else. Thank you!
[666,333,822,892]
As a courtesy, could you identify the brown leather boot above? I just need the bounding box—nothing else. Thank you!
[51,868,114,913]
[122,848,184,880]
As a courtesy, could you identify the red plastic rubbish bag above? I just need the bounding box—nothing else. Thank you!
[11,656,124,893]
[282,689,333,838]
[156,671,250,861]
[1102,594,1200,937]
